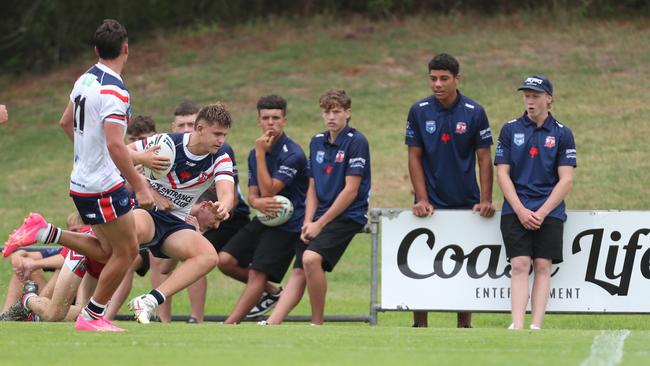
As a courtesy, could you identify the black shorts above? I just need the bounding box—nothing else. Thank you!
[135,249,151,277]
[139,209,196,259]
[500,214,564,264]
[203,212,250,252]
[221,219,298,283]
[294,216,364,272]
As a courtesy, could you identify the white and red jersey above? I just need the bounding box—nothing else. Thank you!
[136,133,234,220]
[69,63,131,196]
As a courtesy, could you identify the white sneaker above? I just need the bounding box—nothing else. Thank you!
[507,323,515,330]
[530,324,541,330]
[128,294,158,324]
[257,320,268,326]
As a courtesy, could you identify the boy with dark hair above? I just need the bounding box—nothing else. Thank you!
[406,53,495,328]
[172,101,200,133]
[126,115,157,143]
[496,75,576,330]
[219,95,307,324]
[264,89,371,325]
[54,18,154,331]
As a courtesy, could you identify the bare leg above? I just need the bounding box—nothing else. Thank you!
[105,255,142,320]
[57,231,112,263]
[89,211,139,305]
[3,251,45,312]
[28,265,82,322]
[267,268,306,325]
[76,273,97,307]
[224,269,267,324]
[302,250,327,325]
[188,276,206,322]
[218,252,279,293]
[149,255,174,322]
[530,258,552,328]
[38,270,60,299]
[154,230,218,299]
[510,256,532,329]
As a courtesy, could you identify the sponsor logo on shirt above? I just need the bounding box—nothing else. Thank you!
[85,213,97,219]
[335,150,345,163]
[544,136,556,148]
[514,133,525,146]
[278,165,297,178]
[479,128,492,140]
[455,122,467,134]
[565,148,577,159]
[349,157,366,169]
[425,120,436,134]
[316,151,325,164]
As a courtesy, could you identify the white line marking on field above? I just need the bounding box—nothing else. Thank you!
[580,330,630,366]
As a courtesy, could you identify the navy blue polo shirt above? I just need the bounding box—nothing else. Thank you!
[405,91,493,208]
[307,125,371,225]
[248,133,308,232]
[494,112,577,221]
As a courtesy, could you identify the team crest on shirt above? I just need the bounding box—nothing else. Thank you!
[118,197,129,207]
[544,136,556,148]
[197,171,209,184]
[425,120,436,134]
[335,150,345,163]
[316,151,325,164]
[455,122,467,134]
[514,133,525,146]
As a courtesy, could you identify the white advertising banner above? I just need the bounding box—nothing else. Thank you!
[380,210,650,312]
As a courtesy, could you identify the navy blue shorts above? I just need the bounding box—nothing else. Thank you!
[139,209,196,259]
[40,247,63,258]
[70,183,133,225]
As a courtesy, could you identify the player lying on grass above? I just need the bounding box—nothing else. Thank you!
[3,103,236,325]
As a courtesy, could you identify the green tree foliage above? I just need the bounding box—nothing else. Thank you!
[0,0,648,74]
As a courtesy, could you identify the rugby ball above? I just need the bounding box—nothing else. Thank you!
[256,195,294,227]
[142,133,176,180]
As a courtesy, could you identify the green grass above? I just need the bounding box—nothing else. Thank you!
[1,13,649,365]
[1,323,649,366]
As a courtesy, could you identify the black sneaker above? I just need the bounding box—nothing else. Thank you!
[0,301,30,321]
[245,287,283,319]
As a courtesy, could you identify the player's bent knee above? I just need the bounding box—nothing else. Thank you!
[217,252,237,271]
[302,251,323,270]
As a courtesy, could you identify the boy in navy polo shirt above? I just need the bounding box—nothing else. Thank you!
[405,53,495,328]
[495,75,576,330]
[219,95,308,324]
[263,89,371,325]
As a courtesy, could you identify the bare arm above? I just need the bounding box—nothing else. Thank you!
[301,175,362,243]
[254,131,286,196]
[473,147,495,217]
[534,166,574,220]
[0,104,8,124]
[105,123,154,209]
[407,146,433,217]
[59,102,74,141]
[496,164,540,230]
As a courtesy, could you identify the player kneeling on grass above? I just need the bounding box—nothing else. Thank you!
[3,103,236,326]
[264,90,371,325]
[495,75,576,330]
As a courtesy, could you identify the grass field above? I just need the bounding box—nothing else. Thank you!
[1,13,649,365]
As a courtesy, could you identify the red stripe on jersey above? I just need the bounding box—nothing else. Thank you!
[167,171,178,189]
[213,157,232,169]
[70,182,124,198]
[100,89,129,103]
[106,114,126,120]
[99,196,117,222]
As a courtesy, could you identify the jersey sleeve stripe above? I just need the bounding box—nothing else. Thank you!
[100,89,129,103]
[106,114,126,120]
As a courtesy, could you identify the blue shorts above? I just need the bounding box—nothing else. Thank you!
[70,183,133,225]
[40,247,63,258]
[139,209,196,259]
